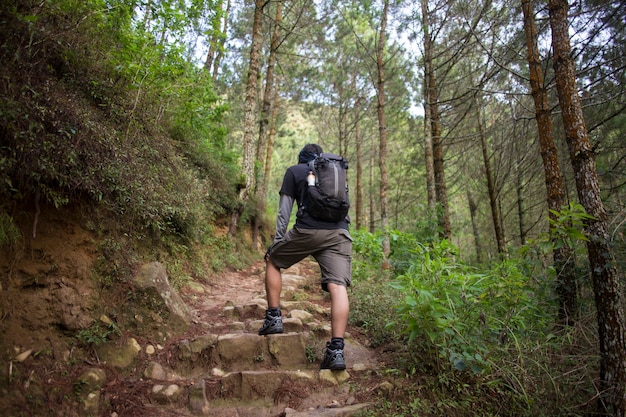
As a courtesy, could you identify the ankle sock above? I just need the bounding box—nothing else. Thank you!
[267,307,281,317]
[329,337,344,349]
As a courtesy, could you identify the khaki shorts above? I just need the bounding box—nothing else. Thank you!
[268,227,352,291]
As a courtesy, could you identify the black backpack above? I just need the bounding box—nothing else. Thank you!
[305,153,350,222]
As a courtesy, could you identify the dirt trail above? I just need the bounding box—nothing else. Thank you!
[184,259,327,333]
[0,205,382,417]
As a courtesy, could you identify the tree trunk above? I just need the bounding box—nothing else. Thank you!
[203,0,222,74]
[260,91,279,242]
[252,0,282,248]
[549,0,626,413]
[230,0,265,236]
[376,0,390,264]
[522,0,577,324]
[515,150,526,245]
[355,98,364,230]
[420,0,436,218]
[211,0,231,81]
[429,72,451,240]
[467,191,483,263]
[369,147,376,233]
[476,94,505,254]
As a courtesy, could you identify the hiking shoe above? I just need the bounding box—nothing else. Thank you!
[258,312,284,335]
[320,343,346,370]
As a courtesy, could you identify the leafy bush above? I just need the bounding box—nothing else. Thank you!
[352,229,555,374]
[389,239,554,374]
[0,211,21,247]
[349,229,399,346]
[0,0,238,246]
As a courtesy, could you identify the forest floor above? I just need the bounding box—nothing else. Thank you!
[0,205,387,416]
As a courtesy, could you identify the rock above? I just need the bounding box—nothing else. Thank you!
[132,262,192,326]
[282,403,373,416]
[152,384,184,404]
[222,370,315,400]
[76,368,106,416]
[188,379,210,414]
[319,369,350,385]
[249,298,269,308]
[351,363,367,371]
[289,309,314,323]
[235,302,266,319]
[95,337,141,369]
[327,400,341,408]
[83,391,100,415]
[282,274,308,287]
[222,305,235,318]
[186,281,205,293]
[308,322,332,339]
[190,334,218,353]
[143,361,180,381]
[268,333,307,366]
[282,301,329,316]
[375,381,394,396]
[77,368,106,390]
[216,334,267,369]
[229,321,246,332]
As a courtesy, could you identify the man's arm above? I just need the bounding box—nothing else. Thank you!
[274,193,294,242]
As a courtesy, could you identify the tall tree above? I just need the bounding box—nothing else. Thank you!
[549,0,626,413]
[376,0,391,263]
[230,0,266,236]
[521,0,576,323]
[204,0,223,75]
[420,0,437,219]
[252,0,283,248]
[475,93,506,254]
[211,0,231,81]
[421,0,454,241]
[354,95,364,229]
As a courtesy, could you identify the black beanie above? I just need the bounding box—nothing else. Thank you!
[298,144,323,163]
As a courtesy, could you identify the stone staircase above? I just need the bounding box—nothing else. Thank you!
[137,268,381,417]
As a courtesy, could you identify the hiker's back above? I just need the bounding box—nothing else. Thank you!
[305,153,350,223]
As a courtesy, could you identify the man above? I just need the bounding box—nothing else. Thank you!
[259,143,352,371]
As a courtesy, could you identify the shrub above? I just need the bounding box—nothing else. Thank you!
[389,240,554,374]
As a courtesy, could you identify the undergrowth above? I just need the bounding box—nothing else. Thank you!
[0,0,241,243]
[350,228,600,417]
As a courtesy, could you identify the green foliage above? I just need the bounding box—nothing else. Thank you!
[76,321,120,346]
[0,0,239,249]
[548,202,597,249]
[352,229,555,376]
[519,202,598,276]
[0,211,21,247]
[351,228,598,416]
[349,229,400,347]
[352,228,385,270]
[389,239,552,373]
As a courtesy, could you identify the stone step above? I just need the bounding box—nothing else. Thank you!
[145,366,369,416]
[144,267,379,416]
[225,299,331,322]
[174,332,314,376]
[220,369,347,400]
[170,329,379,377]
